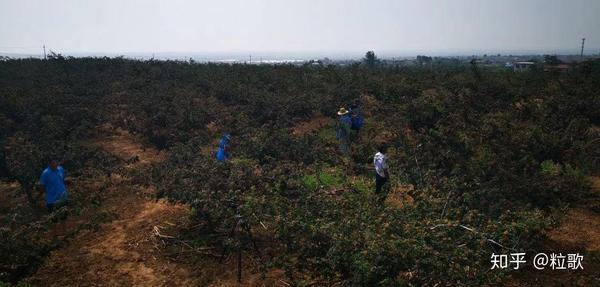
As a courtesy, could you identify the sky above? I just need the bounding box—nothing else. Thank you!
[1,0,599,57]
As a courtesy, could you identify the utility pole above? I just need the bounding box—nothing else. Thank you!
[43,45,46,60]
[249,54,252,64]
[580,38,585,59]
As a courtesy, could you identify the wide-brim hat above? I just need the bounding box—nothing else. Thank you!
[337,107,349,116]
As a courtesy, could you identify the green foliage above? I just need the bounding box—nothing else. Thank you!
[4,134,43,203]
[0,224,51,283]
[302,167,345,190]
[1,57,598,285]
[363,51,380,68]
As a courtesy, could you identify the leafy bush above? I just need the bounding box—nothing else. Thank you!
[1,57,598,285]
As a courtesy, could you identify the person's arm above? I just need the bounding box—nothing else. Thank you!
[38,172,46,203]
[36,185,46,208]
[383,156,390,178]
[61,167,71,185]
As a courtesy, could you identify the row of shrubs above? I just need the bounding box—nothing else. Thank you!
[1,57,599,285]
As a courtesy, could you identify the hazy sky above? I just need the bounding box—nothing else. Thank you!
[1,0,599,56]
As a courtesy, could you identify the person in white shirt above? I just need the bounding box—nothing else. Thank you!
[373,145,390,199]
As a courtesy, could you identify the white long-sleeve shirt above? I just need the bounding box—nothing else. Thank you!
[373,152,388,177]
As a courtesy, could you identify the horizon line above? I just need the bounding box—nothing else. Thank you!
[2,50,599,60]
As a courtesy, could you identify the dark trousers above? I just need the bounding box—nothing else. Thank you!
[46,203,55,213]
[375,173,388,195]
[47,201,69,221]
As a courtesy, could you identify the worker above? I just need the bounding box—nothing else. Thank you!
[216,133,231,162]
[39,157,68,213]
[349,100,364,133]
[373,144,390,201]
[336,107,352,154]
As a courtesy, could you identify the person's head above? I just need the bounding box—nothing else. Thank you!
[377,144,388,154]
[223,133,231,143]
[48,158,59,170]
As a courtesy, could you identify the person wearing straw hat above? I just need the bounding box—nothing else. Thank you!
[336,107,352,154]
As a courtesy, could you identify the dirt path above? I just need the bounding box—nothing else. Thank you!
[23,124,599,286]
[291,113,332,136]
[26,127,199,286]
[508,176,600,286]
[546,176,600,251]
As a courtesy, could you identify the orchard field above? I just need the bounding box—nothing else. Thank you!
[1,56,599,286]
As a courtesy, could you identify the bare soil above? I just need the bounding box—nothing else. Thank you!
[25,126,280,286]
[291,113,332,136]
[386,184,415,209]
[20,124,600,286]
[507,176,600,286]
[26,127,199,286]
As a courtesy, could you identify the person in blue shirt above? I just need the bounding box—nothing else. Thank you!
[39,158,68,213]
[216,134,232,162]
[336,108,352,154]
[348,100,364,133]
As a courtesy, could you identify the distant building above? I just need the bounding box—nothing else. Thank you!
[544,63,571,72]
[513,61,535,72]
[307,59,323,66]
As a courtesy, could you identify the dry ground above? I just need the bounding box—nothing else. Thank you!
[26,127,199,286]
[25,126,284,286]
[507,176,600,286]
[16,121,600,286]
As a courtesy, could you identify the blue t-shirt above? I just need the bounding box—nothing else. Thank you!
[216,148,228,161]
[340,114,352,127]
[337,115,352,139]
[216,137,230,162]
[40,166,67,204]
